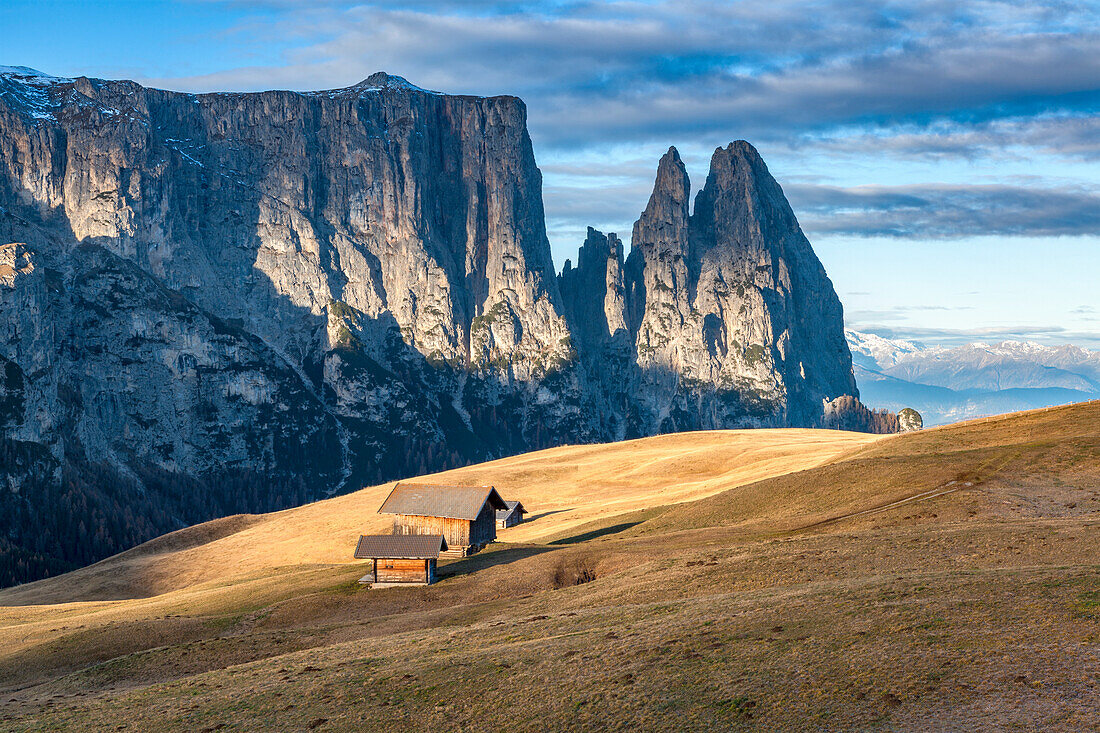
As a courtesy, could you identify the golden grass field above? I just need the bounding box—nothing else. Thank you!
[0,427,877,605]
[1,402,1098,731]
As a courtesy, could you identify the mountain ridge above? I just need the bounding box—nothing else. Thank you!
[848,329,1100,424]
[0,69,867,586]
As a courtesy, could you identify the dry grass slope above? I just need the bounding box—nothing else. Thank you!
[1,402,1097,731]
[0,427,876,605]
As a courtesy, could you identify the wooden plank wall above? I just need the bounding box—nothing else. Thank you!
[468,503,497,546]
[390,503,501,550]
[393,515,471,547]
[375,558,429,584]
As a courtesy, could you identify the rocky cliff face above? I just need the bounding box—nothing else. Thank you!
[0,67,862,585]
[561,144,858,435]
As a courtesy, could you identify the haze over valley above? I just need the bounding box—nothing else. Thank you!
[848,330,1100,425]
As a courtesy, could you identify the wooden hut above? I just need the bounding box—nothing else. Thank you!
[353,534,447,586]
[378,483,508,557]
[496,500,527,529]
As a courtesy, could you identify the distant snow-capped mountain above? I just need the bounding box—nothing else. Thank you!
[847,330,1100,425]
[845,330,927,370]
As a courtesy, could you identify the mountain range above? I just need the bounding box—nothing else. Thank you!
[0,66,876,585]
[848,330,1100,425]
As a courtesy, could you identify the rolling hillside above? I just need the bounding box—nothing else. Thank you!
[0,428,876,605]
[2,403,1098,731]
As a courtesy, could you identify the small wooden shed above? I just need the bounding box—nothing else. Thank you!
[378,483,508,557]
[496,500,527,529]
[353,534,447,586]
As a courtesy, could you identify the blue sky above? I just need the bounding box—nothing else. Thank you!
[4,0,1099,347]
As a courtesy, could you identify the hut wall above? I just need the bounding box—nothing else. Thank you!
[375,558,429,584]
[468,503,498,547]
[393,515,471,548]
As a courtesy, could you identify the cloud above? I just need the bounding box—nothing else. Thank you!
[545,159,1100,255]
[785,182,1100,238]
[16,0,1094,350]
[797,114,1100,161]
[847,305,976,322]
[542,180,650,235]
[139,2,1100,256]
[150,1,1100,151]
[850,323,1100,348]
[847,323,1100,349]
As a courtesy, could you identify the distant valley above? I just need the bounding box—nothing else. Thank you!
[848,330,1100,425]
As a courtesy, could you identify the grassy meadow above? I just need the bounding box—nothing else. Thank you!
[1,403,1097,731]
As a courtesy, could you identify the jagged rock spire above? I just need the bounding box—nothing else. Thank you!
[632,147,691,261]
[561,139,859,431]
[558,227,627,350]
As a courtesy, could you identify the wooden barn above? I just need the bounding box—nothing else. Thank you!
[378,483,508,557]
[353,534,447,586]
[496,500,527,529]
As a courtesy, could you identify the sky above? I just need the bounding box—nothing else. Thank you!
[3,0,1098,348]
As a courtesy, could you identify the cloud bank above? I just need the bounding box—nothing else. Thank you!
[131,0,1097,347]
[159,1,1100,156]
[786,183,1100,238]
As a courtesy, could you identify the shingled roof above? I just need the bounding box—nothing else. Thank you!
[496,500,527,521]
[353,534,447,560]
[378,483,508,521]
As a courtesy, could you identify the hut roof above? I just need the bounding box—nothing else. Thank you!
[496,500,527,521]
[378,483,508,521]
[353,534,448,560]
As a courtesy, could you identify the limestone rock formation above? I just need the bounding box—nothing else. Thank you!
[558,227,633,437]
[561,143,858,434]
[0,67,862,585]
